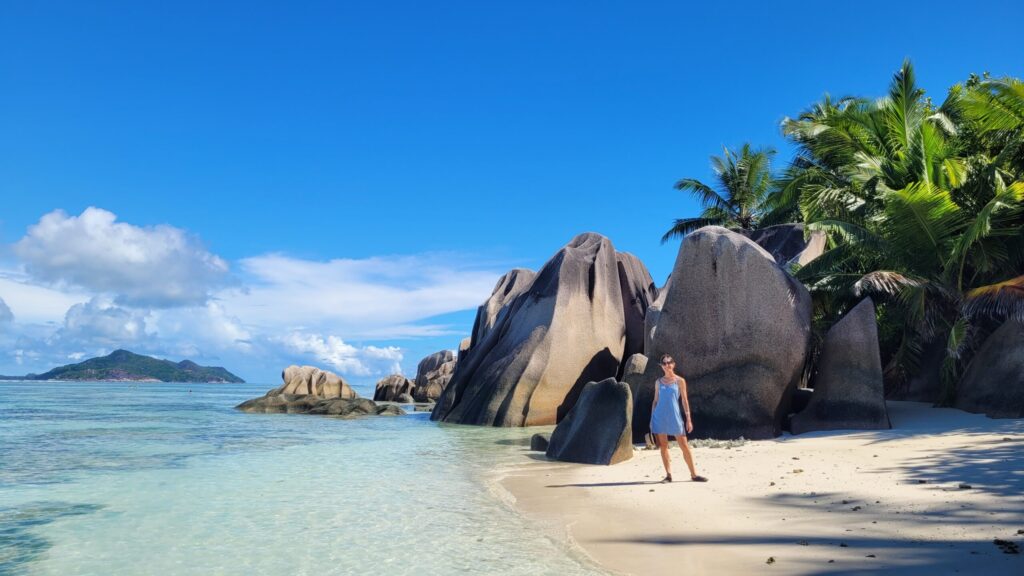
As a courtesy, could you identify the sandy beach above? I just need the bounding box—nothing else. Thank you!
[502,402,1024,575]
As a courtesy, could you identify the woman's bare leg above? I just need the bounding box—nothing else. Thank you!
[675,435,698,478]
[657,434,672,477]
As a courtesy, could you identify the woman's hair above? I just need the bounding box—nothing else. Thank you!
[660,354,674,364]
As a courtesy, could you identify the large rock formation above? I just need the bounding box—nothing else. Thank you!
[374,374,416,402]
[469,268,537,350]
[234,365,395,416]
[546,378,633,465]
[432,233,646,426]
[638,227,812,440]
[790,298,890,434]
[740,224,826,267]
[413,350,457,402]
[955,321,1024,418]
[616,252,658,366]
[276,365,358,399]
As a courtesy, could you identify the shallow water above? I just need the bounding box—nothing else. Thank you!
[0,382,602,575]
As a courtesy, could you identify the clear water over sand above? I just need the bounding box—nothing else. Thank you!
[0,382,602,575]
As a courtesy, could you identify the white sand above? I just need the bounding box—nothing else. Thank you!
[501,402,1024,575]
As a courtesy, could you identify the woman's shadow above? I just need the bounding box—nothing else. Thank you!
[546,480,664,488]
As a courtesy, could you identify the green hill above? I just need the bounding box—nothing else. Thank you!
[4,349,245,383]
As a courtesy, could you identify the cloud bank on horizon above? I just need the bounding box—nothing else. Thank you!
[0,207,504,381]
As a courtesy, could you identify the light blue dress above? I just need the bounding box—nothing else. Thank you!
[650,377,685,436]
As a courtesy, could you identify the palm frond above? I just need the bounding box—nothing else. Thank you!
[962,274,1024,322]
[674,178,729,211]
[661,217,725,244]
[853,270,923,297]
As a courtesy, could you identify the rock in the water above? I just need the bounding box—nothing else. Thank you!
[432,233,630,426]
[307,397,379,416]
[235,393,320,414]
[413,350,457,402]
[276,365,358,399]
[375,404,407,416]
[956,321,1024,418]
[235,365,402,417]
[374,374,416,402]
[530,433,550,452]
[644,276,672,356]
[739,224,826,267]
[236,394,406,417]
[638,227,812,440]
[546,378,633,465]
[616,252,658,367]
[790,298,890,434]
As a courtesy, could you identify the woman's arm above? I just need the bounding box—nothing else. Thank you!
[677,374,693,431]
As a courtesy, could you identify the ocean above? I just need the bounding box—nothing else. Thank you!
[0,382,603,575]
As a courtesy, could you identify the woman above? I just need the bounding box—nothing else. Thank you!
[650,354,707,483]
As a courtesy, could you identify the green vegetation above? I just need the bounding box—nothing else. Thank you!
[662,143,779,242]
[1,349,244,383]
[673,61,1024,403]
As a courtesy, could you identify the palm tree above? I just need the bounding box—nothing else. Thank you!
[782,60,1024,403]
[662,143,776,243]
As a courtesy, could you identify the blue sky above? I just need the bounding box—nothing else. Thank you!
[1,1,1022,384]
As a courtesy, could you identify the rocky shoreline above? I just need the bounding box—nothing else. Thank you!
[238,224,1021,461]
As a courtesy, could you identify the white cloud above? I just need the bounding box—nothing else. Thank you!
[147,302,253,356]
[0,270,89,324]
[60,298,149,346]
[275,331,403,377]
[13,207,231,307]
[225,253,501,336]
[1,208,511,380]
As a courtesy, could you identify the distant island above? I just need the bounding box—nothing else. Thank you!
[0,349,245,383]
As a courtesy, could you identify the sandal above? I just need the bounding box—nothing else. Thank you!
[662,474,673,483]
[691,475,708,482]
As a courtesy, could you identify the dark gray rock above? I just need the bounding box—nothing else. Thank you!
[639,227,812,440]
[396,393,415,404]
[956,321,1024,418]
[530,433,550,452]
[413,350,457,402]
[546,378,633,465]
[644,276,672,355]
[621,353,653,443]
[373,374,415,402]
[790,298,890,434]
[432,233,629,426]
[738,224,826,267]
[616,252,658,367]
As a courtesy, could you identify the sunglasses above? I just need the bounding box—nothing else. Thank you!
[661,360,675,366]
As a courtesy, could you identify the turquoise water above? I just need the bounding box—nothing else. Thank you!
[0,382,602,575]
